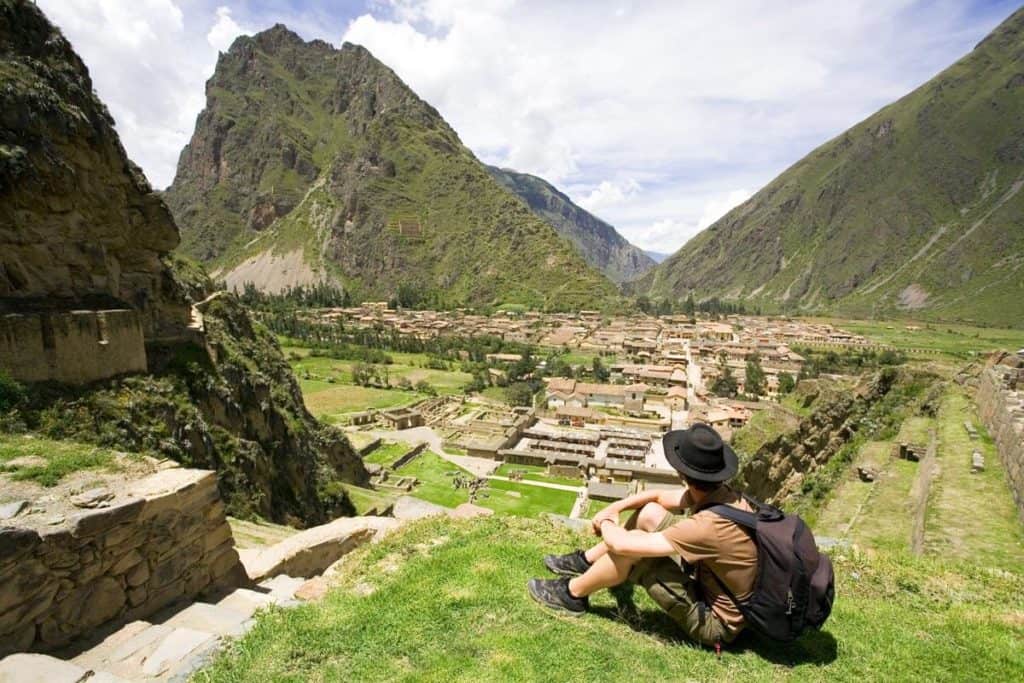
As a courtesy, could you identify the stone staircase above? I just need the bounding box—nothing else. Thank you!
[0,576,306,682]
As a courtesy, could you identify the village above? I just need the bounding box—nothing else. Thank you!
[285,304,886,517]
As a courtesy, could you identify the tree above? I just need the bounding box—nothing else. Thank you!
[591,356,610,382]
[745,353,766,399]
[778,372,796,394]
[414,380,437,396]
[711,352,738,398]
[504,382,536,407]
[683,293,696,317]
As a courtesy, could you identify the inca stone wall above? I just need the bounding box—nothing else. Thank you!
[0,309,146,384]
[0,469,245,656]
[976,359,1024,523]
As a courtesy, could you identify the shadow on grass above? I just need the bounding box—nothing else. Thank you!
[592,584,838,667]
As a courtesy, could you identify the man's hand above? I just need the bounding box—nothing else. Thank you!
[591,506,619,535]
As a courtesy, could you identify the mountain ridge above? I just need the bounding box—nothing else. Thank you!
[165,26,624,311]
[485,165,655,283]
[638,6,1024,327]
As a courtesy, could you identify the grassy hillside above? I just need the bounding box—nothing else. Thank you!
[486,165,655,283]
[641,7,1024,327]
[196,515,1024,682]
[165,27,623,311]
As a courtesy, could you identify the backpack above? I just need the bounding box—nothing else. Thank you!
[700,494,835,642]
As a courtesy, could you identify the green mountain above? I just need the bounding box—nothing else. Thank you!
[485,166,655,283]
[165,26,623,311]
[640,8,1024,326]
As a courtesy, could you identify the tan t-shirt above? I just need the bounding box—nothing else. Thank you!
[662,486,758,633]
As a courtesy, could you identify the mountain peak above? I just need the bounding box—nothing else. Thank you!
[164,29,622,310]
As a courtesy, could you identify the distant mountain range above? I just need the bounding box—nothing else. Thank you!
[643,250,671,264]
[164,26,623,311]
[486,166,655,283]
[639,7,1024,326]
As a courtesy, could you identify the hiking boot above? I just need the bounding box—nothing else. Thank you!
[543,549,592,577]
[528,577,588,616]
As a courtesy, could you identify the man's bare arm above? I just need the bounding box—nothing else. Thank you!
[598,520,676,558]
[591,487,686,532]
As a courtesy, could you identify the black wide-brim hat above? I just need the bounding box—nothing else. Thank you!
[662,423,739,482]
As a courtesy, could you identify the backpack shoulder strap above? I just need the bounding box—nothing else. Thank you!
[703,503,758,530]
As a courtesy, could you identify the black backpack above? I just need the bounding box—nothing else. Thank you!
[701,495,835,642]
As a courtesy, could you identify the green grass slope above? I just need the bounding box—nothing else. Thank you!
[641,7,1024,327]
[486,165,655,283]
[165,27,623,311]
[197,516,1023,682]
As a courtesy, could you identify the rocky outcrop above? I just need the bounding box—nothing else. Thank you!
[0,469,244,656]
[486,166,655,283]
[0,0,188,336]
[976,353,1024,522]
[736,369,900,505]
[0,1,368,524]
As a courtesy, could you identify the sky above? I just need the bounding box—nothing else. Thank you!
[37,0,1020,254]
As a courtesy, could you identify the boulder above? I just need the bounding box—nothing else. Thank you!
[241,516,400,582]
[0,501,29,520]
[392,496,449,521]
[0,653,90,683]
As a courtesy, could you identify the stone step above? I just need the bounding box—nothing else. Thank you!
[0,652,129,682]
[160,602,252,639]
[70,620,218,681]
[258,574,306,601]
[214,587,283,617]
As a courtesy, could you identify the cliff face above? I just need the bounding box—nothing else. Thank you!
[0,0,187,335]
[165,26,623,311]
[0,0,366,525]
[736,370,902,506]
[486,166,655,283]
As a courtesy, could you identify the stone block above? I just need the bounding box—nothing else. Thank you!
[141,627,216,677]
[0,526,40,562]
[0,622,35,658]
[70,498,144,538]
[450,503,494,520]
[0,579,58,635]
[109,549,143,575]
[125,560,150,588]
[207,542,243,581]
[132,469,217,521]
[57,576,126,632]
[203,523,233,553]
[126,585,147,610]
[0,653,89,683]
[294,576,330,602]
[151,553,190,591]
[241,516,399,582]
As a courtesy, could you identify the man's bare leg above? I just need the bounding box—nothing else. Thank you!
[583,501,669,564]
[568,551,639,598]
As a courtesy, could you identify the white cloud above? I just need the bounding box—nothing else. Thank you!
[207,6,252,52]
[578,179,642,213]
[697,189,752,231]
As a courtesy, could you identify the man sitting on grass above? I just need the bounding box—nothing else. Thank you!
[527,423,757,648]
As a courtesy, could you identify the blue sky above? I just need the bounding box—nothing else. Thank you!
[38,0,1022,254]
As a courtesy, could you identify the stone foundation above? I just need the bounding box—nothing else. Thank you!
[976,361,1024,523]
[0,309,146,384]
[0,469,246,656]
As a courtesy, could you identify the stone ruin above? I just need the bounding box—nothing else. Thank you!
[894,442,926,462]
[0,469,245,656]
[976,353,1024,521]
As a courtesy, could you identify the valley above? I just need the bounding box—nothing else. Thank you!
[1,0,1023,681]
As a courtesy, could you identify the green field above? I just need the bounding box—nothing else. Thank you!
[393,451,575,518]
[197,516,1024,682]
[495,462,583,488]
[815,318,1023,358]
[924,390,1024,571]
[362,441,415,467]
[342,485,398,516]
[303,386,421,422]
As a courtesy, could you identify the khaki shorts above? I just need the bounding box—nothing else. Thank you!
[623,510,733,646]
